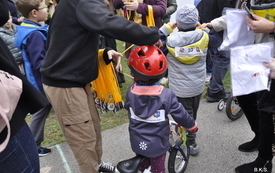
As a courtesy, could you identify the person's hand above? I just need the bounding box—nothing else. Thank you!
[167,22,177,30]
[116,64,123,72]
[107,50,122,71]
[263,58,275,79]
[154,39,163,48]
[124,1,139,11]
[198,22,213,29]
[17,16,24,23]
[247,14,274,33]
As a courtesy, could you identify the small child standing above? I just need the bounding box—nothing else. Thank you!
[125,45,198,173]
[159,4,212,156]
[15,0,52,156]
[0,12,24,75]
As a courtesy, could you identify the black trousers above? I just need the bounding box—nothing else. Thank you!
[177,94,201,145]
[237,93,274,160]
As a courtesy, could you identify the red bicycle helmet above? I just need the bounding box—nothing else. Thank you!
[128,45,167,82]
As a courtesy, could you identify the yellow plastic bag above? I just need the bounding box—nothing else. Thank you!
[91,49,124,113]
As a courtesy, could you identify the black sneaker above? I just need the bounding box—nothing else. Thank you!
[38,147,51,157]
[206,89,229,102]
[98,162,117,173]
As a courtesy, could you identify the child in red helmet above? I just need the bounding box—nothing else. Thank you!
[124,45,198,173]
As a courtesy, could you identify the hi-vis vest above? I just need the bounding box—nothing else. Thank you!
[166,30,209,64]
[250,0,275,21]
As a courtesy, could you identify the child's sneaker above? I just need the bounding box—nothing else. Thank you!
[189,144,199,156]
[38,147,51,157]
[98,162,117,173]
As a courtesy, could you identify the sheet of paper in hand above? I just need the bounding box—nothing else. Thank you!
[220,9,255,51]
[230,42,273,96]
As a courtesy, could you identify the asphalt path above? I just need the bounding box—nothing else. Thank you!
[40,99,274,173]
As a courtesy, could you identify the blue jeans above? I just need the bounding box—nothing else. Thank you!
[206,49,213,74]
[208,49,230,94]
[0,122,40,173]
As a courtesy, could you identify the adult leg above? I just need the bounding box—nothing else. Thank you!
[43,84,102,173]
[0,122,40,173]
[235,111,273,173]
[205,49,213,82]
[206,50,230,102]
[237,93,260,152]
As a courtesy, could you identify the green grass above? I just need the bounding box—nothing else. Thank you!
[26,40,231,147]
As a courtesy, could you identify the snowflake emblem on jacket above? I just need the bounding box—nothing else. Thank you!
[139,141,147,150]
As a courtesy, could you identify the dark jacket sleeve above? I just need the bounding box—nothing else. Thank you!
[165,0,177,17]
[26,32,46,71]
[76,0,160,45]
[197,0,233,23]
[137,0,167,18]
[208,30,224,49]
[0,37,49,143]
[158,29,168,55]
[112,0,124,9]
[0,0,47,143]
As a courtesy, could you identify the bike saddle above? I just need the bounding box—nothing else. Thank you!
[116,155,146,173]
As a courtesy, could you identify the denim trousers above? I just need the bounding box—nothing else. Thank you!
[0,122,40,173]
[208,49,230,94]
[206,49,214,74]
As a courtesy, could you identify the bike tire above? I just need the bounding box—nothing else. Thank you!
[168,139,190,173]
[217,99,225,111]
[226,95,244,121]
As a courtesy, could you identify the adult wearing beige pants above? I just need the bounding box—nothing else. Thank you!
[43,84,102,172]
[40,0,160,172]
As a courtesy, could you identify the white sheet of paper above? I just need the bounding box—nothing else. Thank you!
[220,9,255,51]
[231,43,272,96]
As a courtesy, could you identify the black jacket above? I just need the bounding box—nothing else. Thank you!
[0,0,48,144]
[197,0,236,23]
[40,0,160,88]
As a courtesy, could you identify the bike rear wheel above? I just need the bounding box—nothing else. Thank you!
[168,139,190,173]
[226,95,244,121]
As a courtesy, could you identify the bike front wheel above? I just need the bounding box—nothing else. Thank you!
[168,139,190,173]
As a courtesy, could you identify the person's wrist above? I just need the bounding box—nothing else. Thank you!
[273,21,275,33]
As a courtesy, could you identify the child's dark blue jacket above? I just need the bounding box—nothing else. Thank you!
[15,19,48,93]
